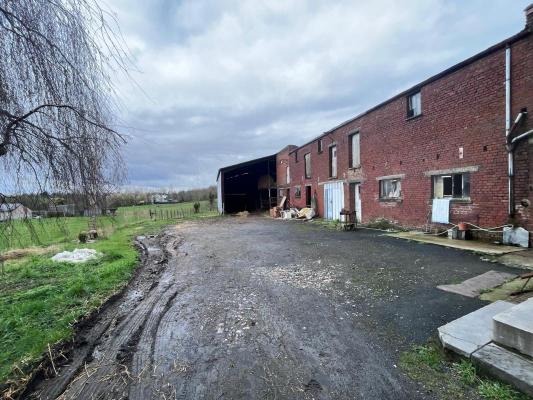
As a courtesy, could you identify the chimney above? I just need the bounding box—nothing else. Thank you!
[526,3,533,30]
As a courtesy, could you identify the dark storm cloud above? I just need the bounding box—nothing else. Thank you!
[107,0,531,190]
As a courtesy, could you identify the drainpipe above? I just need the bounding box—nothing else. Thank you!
[505,46,513,217]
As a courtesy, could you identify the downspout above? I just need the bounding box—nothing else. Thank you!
[505,46,513,217]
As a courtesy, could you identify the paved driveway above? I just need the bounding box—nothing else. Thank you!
[27,217,520,400]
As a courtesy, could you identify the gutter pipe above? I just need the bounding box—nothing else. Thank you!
[505,41,529,217]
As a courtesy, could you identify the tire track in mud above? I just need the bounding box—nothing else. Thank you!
[24,229,186,400]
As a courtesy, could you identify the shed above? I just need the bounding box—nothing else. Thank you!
[0,203,32,221]
[217,155,277,214]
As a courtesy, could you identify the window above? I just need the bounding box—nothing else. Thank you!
[407,91,421,118]
[294,150,298,162]
[317,139,323,153]
[304,153,311,178]
[329,145,337,178]
[295,186,301,198]
[379,179,402,199]
[433,173,470,199]
[349,132,360,168]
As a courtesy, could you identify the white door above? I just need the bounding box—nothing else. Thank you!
[354,183,362,222]
[324,181,344,220]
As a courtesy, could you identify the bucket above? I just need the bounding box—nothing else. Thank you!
[457,222,468,231]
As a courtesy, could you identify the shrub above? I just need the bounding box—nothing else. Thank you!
[78,231,88,243]
[193,202,200,213]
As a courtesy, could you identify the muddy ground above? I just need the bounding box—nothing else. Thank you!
[23,217,520,400]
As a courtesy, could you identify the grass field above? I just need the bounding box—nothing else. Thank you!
[0,201,218,390]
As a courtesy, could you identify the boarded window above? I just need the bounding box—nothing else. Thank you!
[349,132,360,168]
[329,145,337,177]
[407,91,421,118]
[286,165,290,184]
[295,185,301,198]
[433,174,470,199]
[379,179,401,199]
[304,153,311,178]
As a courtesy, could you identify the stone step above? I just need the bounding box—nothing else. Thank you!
[438,300,515,357]
[472,343,533,397]
[493,297,533,358]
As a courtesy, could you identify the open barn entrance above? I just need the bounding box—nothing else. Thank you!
[217,155,277,214]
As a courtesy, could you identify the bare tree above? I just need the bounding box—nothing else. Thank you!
[0,0,130,206]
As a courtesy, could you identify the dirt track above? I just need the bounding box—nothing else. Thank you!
[23,217,520,399]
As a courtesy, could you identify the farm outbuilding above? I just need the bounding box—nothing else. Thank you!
[217,154,277,214]
[0,203,32,221]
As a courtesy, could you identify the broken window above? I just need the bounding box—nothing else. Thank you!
[407,91,421,118]
[349,132,360,168]
[286,165,290,184]
[433,173,470,199]
[379,179,401,199]
[317,139,323,153]
[329,145,337,178]
[295,185,301,198]
[304,153,311,178]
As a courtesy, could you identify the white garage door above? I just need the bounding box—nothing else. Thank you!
[324,181,344,220]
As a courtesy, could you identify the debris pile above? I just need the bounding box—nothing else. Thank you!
[270,196,316,220]
[51,248,102,263]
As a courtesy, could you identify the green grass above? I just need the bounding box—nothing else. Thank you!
[0,205,218,387]
[399,342,531,400]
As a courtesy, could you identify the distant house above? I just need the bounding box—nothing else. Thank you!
[0,203,32,221]
[152,194,169,204]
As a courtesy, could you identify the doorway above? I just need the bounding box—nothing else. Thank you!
[305,185,312,208]
[354,183,362,222]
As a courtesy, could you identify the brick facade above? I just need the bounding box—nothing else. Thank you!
[286,16,533,232]
[276,145,297,206]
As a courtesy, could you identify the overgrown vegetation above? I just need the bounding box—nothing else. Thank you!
[0,204,218,388]
[400,342,530,400]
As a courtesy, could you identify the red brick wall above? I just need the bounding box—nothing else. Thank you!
[288,31,533,229]
[276,145,297,206]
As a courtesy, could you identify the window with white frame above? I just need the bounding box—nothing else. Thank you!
[286,165,290,184]
[379,179,402,199]
[317,139,323,153]
[349,132,360,168]
[304,153,311,178]
[407,91,421,118]
[295,185,301,198]
[433,173,470,199]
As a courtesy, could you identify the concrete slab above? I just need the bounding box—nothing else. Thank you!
[438,300,515,357]
[497,250,533,270]
[493,298,533,357]
[388,231,527,255]
[472,343,533,397]
[437,270,517,298]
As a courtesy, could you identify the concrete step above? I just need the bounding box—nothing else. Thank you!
[438,300,515,357]
[472,343,533,397]
[437,270,516,298]
[493,298,533,358]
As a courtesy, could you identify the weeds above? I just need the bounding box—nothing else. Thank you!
[478,381,526,400]
[400,342,530,400]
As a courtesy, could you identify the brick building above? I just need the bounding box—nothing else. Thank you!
[288,4,533,232]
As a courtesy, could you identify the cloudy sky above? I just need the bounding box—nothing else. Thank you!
[107,0,531,191]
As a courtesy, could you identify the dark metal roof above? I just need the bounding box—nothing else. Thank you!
[289,28,531,154]
[217,154,276,181]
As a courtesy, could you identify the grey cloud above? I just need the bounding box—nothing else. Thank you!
[106,0,530,190]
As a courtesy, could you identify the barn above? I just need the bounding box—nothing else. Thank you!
[217,154,277,214]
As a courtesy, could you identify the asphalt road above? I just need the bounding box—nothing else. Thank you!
[25,217,520,400]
